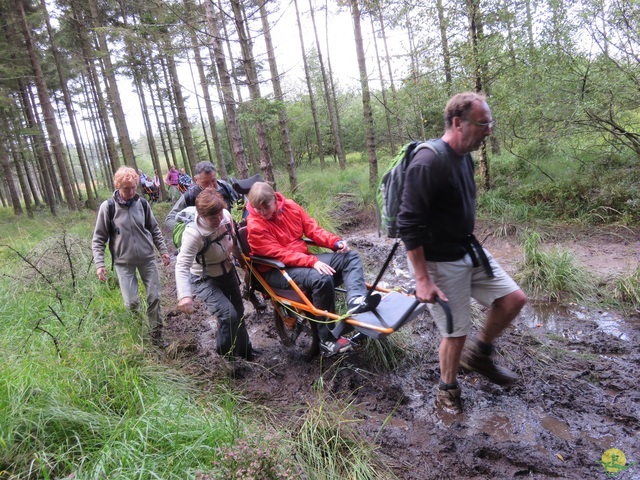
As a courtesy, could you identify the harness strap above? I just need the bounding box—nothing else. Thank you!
[197,223,233,279]
[463,234,494,278]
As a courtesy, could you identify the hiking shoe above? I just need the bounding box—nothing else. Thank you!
[435,386,462,414]
[319,336,353,357]
[346,293,382,315]
[460,347,517,386]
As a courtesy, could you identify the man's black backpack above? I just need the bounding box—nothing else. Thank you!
[377,140,445,238]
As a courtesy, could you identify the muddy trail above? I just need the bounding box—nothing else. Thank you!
[159,221,640,480]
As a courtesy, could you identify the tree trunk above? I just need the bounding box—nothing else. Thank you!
[436,0,453,91]
[41,0,96,209]
[71,2,120,175]
[204,0,249,179]
[467,0,490,190]
[219,0,258,176]
[259,0,297,191]
[406,12,425,139]
[16,0,77,211]
[160,55,188,171]
[165,46,199,172]
[0,138,23,216]
[230,0,275,185]
[16,79,56,213]
[184,0,227,178]
[87,0,136,168]
[293,0,325,168]
[370,14,395,154]
[309,0,346,169]
[350,0,378,189]
[378,5,402,141]
[5,116,33,216]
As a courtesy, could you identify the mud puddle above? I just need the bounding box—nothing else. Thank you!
[160,226,640,479]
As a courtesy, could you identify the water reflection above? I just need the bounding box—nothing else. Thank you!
[519,302,630,342]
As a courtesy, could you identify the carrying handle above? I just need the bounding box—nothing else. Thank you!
[434,296,453,335]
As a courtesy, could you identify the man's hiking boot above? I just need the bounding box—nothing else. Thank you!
[320,336,352,357]
[346,293,382,315]
[435,386,462,415]
[460,346,517,386]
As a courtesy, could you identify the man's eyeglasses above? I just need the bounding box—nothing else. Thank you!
[463,117,496,129]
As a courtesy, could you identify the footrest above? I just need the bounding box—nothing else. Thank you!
[346,290,426,339]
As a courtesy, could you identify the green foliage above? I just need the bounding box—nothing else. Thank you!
[612,266,640,314]
[274,161,374,234]
[515,230,596,302]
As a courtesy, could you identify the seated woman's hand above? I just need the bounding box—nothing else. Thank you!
[178,297,194,314]
[313,260,335,276]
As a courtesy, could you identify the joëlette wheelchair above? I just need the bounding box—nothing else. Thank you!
[231,175,428,360]
[142,182,159,202]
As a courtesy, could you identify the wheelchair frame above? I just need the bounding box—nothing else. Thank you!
[235,224,426,359]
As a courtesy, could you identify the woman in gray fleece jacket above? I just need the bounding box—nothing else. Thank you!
[175,188,254,360]
[92,166,170,344]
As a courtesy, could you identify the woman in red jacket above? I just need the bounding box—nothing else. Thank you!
[246,182,379,356]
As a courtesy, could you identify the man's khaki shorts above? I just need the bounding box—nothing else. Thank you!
[415,249,520,337]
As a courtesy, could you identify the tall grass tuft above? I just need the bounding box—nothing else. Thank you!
[612,266,640,313]
[359,330,421,372]
[292,396,396,480]
[515,230,596,302]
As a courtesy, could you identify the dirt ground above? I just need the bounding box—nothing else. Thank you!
[160,221,640,480]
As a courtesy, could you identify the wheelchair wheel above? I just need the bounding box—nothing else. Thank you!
[273,302,319,360]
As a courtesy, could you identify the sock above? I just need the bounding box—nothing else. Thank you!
[439,380,459,391]
[477,340,494,356]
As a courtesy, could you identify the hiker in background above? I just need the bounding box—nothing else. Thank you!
[153,170,160,188]
[397,92,527,414]
[164,165,180,202]
[165,162,238,230]
[246,181,380,356]
[92,166,171,346]
[138,169,148,185]
[178,167,193,190]
[175,188,257,360]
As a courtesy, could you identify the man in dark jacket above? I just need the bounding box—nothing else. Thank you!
[397,92,527,414]
[166,161,238,230]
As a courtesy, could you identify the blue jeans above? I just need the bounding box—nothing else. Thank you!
[190,269,251,358]
[263,251,367,341]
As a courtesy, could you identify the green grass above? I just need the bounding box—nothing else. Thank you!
[514,230,596,302]
[0,202,392,479]
[359,330,422,372]
[0,212,281,479]
[611,266,640,314]
[291,396,396,480]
